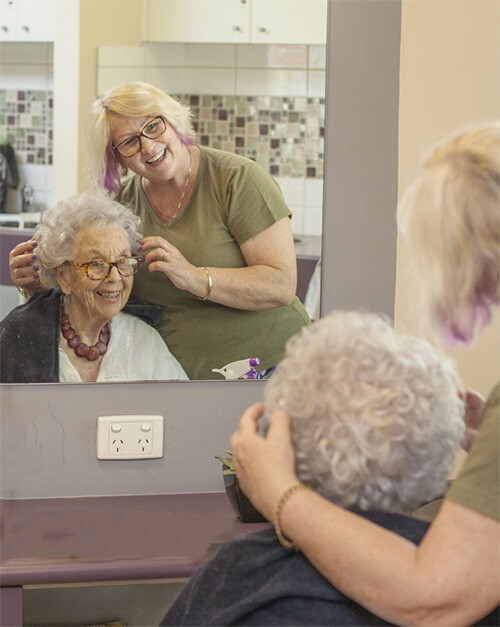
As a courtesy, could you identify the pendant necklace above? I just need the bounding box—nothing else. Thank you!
[147,149,193,225]
[169,149,193,223]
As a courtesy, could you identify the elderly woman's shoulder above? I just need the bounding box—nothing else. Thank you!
[0,290,61,330]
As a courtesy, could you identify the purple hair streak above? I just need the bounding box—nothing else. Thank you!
[175,129,194,146]
[104,142,122,195]
[438,300,493,346]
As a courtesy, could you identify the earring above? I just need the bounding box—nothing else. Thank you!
[120,165,128,176]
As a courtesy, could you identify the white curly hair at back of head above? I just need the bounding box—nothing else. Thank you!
[263,311,465,513]
[35,191,142,289]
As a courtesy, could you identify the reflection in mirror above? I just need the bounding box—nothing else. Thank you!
[0,192,191,383]
[0,36,324,382]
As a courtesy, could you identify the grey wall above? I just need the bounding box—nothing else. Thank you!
[0,0,401,499]
[0,381,261,498]
[321,0,401,318]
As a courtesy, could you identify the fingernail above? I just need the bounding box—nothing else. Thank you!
[137,245,143,252]
[33,264,39,271]
[33,272,40,279]
[137,238,144,244]
[32,254,37,261]
[31,240,38,248]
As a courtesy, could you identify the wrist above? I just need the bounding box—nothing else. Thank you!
[198,266,213,301]
[273,482,310,550]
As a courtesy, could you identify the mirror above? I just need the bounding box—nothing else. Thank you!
[0,7,325,382]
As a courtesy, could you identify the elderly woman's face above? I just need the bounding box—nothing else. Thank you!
[109,113,181,183]
[57,223,134,324]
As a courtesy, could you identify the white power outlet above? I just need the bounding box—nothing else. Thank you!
[96,415,163,460]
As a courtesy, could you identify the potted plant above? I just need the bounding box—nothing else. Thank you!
[215,451,266,523]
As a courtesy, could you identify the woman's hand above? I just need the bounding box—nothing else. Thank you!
[9,239,41,296]
[230,402,299,520]
[140,236,208,297]
[462,388,485,451]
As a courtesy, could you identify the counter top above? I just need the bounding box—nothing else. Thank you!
[0,493,269,587]
[0,213,40,230]
[294,234,321,259]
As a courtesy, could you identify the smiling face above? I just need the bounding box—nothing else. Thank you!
[109,113,184,184]
[56,223,134,334]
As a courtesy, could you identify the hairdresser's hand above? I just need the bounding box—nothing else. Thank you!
[462,389,485,452]
[9,239,41,297]
[140,235,206,297]
[231,402,299,521]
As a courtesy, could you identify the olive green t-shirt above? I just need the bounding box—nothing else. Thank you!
[446,382,500,520]
[119,146,310,380]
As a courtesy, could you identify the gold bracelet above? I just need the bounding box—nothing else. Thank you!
[17,286,30,300]
[272,482,310,550]
[199,266,213,301]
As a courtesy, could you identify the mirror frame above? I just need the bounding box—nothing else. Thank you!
[0,0,401,498]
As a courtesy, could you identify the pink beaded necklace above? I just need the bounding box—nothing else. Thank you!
[61,312,110,362]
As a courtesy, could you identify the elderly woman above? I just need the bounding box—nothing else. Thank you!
[161,311,468,625]
[232,124,500,625]
[9,81,310,380]
[0,192,187,383]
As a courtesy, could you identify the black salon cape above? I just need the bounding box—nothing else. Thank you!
[0,290,163,383]
[161,510,499,627]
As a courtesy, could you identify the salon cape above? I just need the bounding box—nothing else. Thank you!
[0,290,187,383]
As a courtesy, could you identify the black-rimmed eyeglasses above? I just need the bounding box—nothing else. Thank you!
[113,117,167,158]
[69,256,144,280]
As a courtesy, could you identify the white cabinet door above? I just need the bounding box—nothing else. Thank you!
[15,0,55,41]
[0,0,16,41]
[0,0,55,41]
[146,0,250,43]
[251,0,327,44]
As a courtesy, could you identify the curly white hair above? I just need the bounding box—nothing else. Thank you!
[263,311,465,512]
[35,191,142,289]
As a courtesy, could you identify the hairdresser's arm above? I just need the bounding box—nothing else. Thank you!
[141,217,297,310]
[231,405,500,627]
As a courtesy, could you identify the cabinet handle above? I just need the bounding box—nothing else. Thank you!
[257,26,268,34]
[1,26,8,33]
[232,25,242,32]
[21,25,30,32]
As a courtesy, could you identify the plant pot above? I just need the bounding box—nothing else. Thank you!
[222,467,266,523]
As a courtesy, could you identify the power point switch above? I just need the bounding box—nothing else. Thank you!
[97,415,163,460]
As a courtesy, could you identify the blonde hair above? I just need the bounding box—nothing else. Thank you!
[87,82,195,194]
[399,123,500,344]
[262,311,464,512]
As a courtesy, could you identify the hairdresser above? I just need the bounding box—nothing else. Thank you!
[232,124,500,625]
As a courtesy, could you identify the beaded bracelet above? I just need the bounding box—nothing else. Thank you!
[199,266,213,301]
[272,482,310,550]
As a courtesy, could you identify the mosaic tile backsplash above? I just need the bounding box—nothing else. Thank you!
[0,89,53,165]
[1,90,323,177]
[176,94,325,179]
